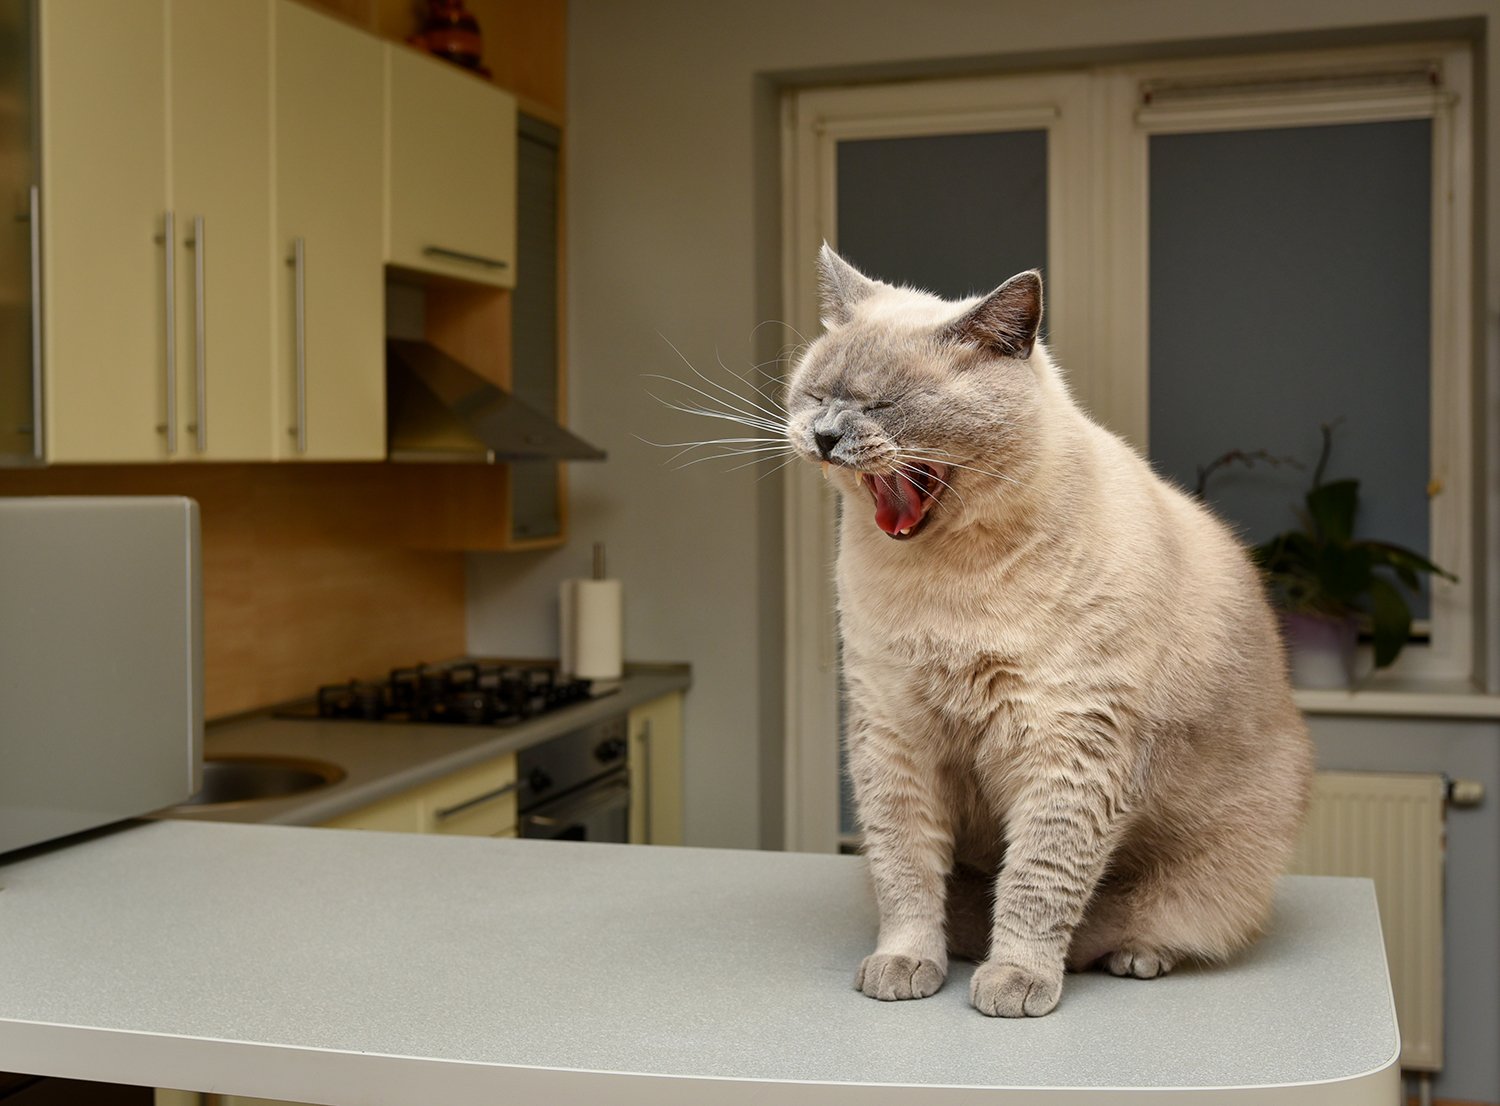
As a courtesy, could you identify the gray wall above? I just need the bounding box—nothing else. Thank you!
[465,3,1500,1096]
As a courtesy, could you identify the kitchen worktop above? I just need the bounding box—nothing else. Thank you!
[0,820,1397,1104]
[161,663,690,826]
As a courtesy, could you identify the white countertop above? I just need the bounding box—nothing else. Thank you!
[0,820,1398,1104]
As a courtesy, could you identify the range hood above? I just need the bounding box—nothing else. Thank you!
[386,339,606,464]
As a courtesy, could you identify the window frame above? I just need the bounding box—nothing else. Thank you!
[1098,42,1475,684]
[780,42,1479,851]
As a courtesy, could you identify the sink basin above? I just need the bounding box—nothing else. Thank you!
[181,756,346,807]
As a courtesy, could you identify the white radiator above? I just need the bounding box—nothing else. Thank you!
[1289,771,1446,1072]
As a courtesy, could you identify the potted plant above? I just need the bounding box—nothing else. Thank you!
[1199,424,1456,688]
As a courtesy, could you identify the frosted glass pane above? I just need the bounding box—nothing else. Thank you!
[837,130,1047,298]
[1148,121,1432,589]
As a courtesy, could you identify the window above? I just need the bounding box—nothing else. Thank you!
[782,43,1476,850]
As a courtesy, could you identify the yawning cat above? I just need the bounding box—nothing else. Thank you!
[786,245,1313,1017]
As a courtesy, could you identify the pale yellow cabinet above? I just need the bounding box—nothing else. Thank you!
[384,44,517,289]
[322,754,518,837]
[273,0,386,460]
[168,0,276,461]
[38,0,170,462]
[628,693,684,846]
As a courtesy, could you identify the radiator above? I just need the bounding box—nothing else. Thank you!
[1289,771,1446,1072]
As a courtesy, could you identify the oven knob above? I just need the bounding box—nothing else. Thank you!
[595,737,627,763]
[528,768,553,794]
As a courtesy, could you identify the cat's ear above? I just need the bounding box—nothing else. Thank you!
[817,243,881,327]
[942,270,1043,360]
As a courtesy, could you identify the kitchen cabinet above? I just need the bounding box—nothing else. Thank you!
[384,44,517,289]
[38,0,170,462]
[273,0,385,461]
[168,0,276,461]
[321,754,518,837]
[33,0,382,464]
[628,693,684,846]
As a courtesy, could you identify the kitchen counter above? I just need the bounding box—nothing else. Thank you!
[0,820,1396,1104]
[160,663,690,826]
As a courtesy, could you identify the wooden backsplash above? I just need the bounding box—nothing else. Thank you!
[0,465,467,719]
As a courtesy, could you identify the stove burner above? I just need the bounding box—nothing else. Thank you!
[308,662,592,726]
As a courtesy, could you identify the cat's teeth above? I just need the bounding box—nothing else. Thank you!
[821,463,829,480]
[898,527,911,535]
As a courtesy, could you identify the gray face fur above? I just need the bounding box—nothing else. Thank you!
[786,246,1045,541]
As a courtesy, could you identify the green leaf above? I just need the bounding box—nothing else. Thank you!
[1363,540,1458,585]
[1316,543,1373,607]
[1305,480,1359,544]
[1367,576,1413,669]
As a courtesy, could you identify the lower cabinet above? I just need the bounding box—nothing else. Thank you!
[628,693,684,846]
[322,754,518,837]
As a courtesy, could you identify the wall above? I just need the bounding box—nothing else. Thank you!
[460,0,1500,1099]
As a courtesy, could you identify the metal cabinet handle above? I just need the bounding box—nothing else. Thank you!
[287,238,306,453]
[186,216,206,452]
[434,780,520,823]
[155,211,176,453]
[27,185,42,460]
[422,245,508,270]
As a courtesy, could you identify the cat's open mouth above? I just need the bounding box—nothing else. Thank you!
[860,464,950,540]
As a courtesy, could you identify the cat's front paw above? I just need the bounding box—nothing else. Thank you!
[969,959,1063,1017]
[855,953,946,1000]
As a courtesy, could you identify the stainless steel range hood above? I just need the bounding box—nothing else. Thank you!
[386,339,606,464]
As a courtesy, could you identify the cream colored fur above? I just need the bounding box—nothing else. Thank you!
[788,247,1313,1018]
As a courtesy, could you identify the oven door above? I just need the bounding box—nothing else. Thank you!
[520,772,630,843]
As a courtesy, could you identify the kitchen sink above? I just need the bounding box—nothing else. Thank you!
[180,756,346,807]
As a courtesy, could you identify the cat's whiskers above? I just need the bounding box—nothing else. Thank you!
[892,458,963,506]
[645,392,788,436]
[902,446,1032,492]
[634,432,792,468]
[657,333,792,428]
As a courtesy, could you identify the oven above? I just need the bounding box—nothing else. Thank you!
[517,715,631,844]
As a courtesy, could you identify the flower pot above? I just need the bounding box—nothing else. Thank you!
[1279,611,1359,689]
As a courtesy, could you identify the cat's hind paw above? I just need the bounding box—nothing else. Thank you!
[969,960,1063,1017]
[1104,948,1176,979]
[855,953,945,1000]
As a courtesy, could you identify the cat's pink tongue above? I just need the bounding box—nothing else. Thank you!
[870,473,924,535]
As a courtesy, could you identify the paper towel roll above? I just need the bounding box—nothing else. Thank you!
[560,578,623,680]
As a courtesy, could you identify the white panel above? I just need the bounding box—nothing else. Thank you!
[1291,771,1446,1071]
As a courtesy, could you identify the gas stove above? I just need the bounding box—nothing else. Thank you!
[276,660,602,727]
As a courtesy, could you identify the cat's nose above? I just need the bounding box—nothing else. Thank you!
[814,430,842,460]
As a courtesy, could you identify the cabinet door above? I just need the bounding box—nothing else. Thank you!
[170,0,275,461]
[273,0,384,460]
[628,693,684,846]
[421,755,518,836]
[385,45,516,288]
[39,0,170,462]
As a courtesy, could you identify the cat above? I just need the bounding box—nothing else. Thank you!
[784,245,1314,1017]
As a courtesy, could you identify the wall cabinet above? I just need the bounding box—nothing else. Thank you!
[273,0,386,461]
[38,0,171,462]
[321,754,518,837]
[169,0,277,461]
[385,44,517,289]
[33,0,387,464]
[628,693,684,846]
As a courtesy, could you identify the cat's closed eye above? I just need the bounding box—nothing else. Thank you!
[865,400,895,412]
